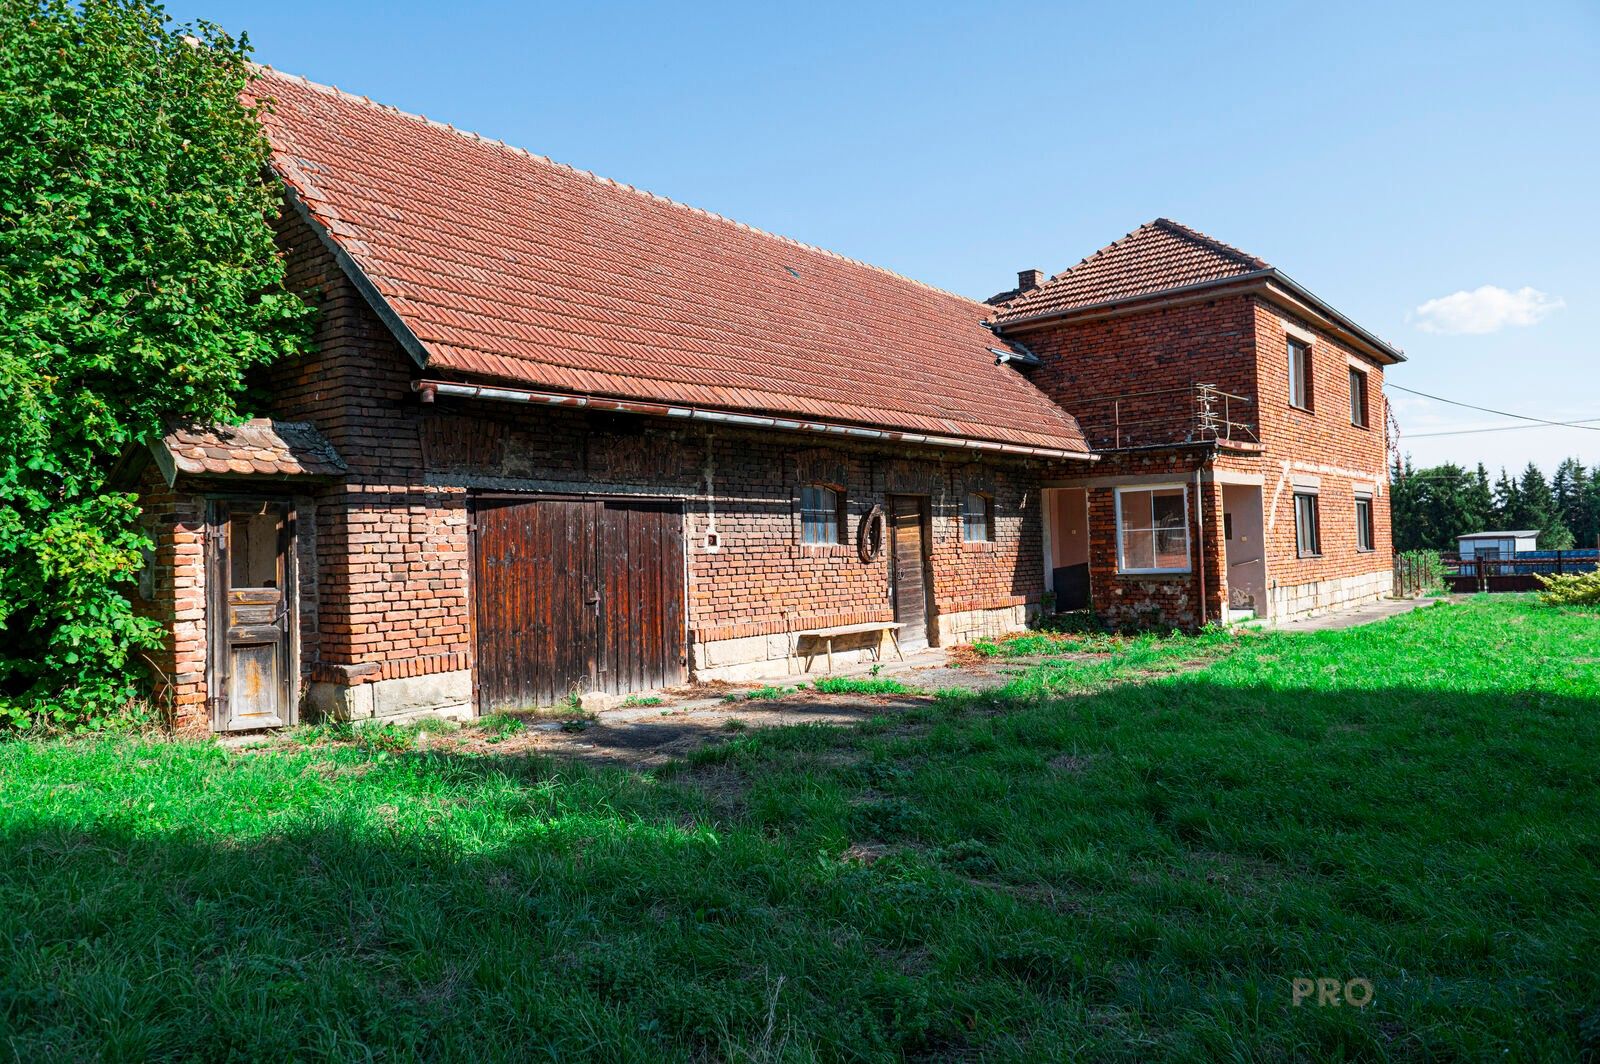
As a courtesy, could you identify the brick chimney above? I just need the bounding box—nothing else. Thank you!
[1017,268,1045,292]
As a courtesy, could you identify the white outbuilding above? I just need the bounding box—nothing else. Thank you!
[1455,530,1539,560]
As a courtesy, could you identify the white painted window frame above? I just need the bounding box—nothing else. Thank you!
[1114,484,1192,575]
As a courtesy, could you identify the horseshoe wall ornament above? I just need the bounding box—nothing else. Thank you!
[857,504,886,563]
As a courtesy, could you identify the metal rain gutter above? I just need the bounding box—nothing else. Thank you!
[413,380,1099,463]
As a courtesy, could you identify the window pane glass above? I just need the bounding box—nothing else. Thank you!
[962,493,989,542]
[229,508,282,588]
[1356,498,1373,550]
[1151,490,1186,529]
[1121,529,1155,570]
[1119,489,1152,529]
[1154,528,1189,569]
[801,485,837,544]
[1295,494,1319,555]
[1289,340,1311,407]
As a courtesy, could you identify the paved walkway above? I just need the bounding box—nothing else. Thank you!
[1254,595,1439,633]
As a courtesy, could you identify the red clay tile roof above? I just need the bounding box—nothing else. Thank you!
[249,69,1092,456]
[991,219,1270,325]
[157,419,347,481]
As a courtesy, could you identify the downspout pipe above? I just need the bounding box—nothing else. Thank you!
[1195,465,1207,627]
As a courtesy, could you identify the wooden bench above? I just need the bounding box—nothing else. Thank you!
[796,621,905,673]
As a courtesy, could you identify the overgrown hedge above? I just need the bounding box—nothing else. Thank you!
[0,0,311,730]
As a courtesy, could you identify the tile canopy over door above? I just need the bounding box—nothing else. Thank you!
[207,499,295,732]
[888,495,934,651]
[472,495,686,713]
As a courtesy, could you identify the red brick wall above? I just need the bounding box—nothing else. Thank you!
[1022,297,1259,450]
[1251,301,1393,600]
[685,446,1042,643]
[131,468,207,733]
[259,208,474,688]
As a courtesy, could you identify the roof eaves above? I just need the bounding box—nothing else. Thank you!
[276,176,432,369]
[414,379,1099,462]
[991,267,1407,365]
[991,270,1275,331]
[1263,270,1407,364]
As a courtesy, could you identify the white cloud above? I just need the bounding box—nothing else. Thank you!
[1412,285,1564,335]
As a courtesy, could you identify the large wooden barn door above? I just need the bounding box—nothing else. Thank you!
[888,495,933,651]
[472,496,685,713]
[207,499,296,732]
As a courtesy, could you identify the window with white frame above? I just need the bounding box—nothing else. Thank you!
[800,484,843,545]
[1115,486,1190,573]
[1288,338,1313,410]
[1355,495,1374,552]
[962,492,994,542]
[1294,492,1321,557]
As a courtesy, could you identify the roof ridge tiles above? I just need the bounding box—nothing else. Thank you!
[249,64,984,310]
[1149,217,1270,269]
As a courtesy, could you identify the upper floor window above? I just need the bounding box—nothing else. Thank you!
[1115,486,1190,573]
[1349,367,1370,428]
[962,492,994,542]
[1355,495,1374,552]
[1288,338,1313,410]
[800,484,844,545]
[1294,492,1322,557]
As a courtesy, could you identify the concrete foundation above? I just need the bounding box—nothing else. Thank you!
[307,668,474,724]
[936,603,1036,645]
[690,604,1035,683]
[1269,569,1394,622]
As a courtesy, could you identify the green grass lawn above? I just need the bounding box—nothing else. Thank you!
[3,596,1598,1060]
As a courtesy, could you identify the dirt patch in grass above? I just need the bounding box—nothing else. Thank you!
[841,840,896,865]
[1047,753,1093,774]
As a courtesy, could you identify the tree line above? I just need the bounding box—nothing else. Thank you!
[1390,457,1600,553]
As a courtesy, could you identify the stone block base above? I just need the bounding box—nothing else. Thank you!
[936,603,1035,646]
[307,668,474,724]
[689,630,890,684]
[1269,568,1394,622]
[689,604,1035,684]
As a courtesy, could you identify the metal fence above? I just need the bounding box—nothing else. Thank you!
[1441,550,1599,593]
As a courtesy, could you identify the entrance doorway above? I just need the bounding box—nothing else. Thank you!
[1045,487,1091,612]
[471,495,686,712]
[887,495,934,651]
[207,499,296,731]
[1221,484,1267,621]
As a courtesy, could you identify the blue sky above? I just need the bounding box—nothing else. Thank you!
[171,0,1599,474]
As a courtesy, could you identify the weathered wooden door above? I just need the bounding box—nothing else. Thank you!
[888,495,933,651]
[208,500,295,731]
[472,496,685,712]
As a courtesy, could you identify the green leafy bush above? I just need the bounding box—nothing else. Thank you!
[1536,570,1600,607]
[0,1,312,730]
[1395,549,1447,594]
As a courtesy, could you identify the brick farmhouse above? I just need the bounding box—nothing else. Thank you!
[120,69,1405,733]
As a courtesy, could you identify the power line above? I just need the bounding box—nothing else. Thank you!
[1407,418,1600,439]
[1387,383,1600,433]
